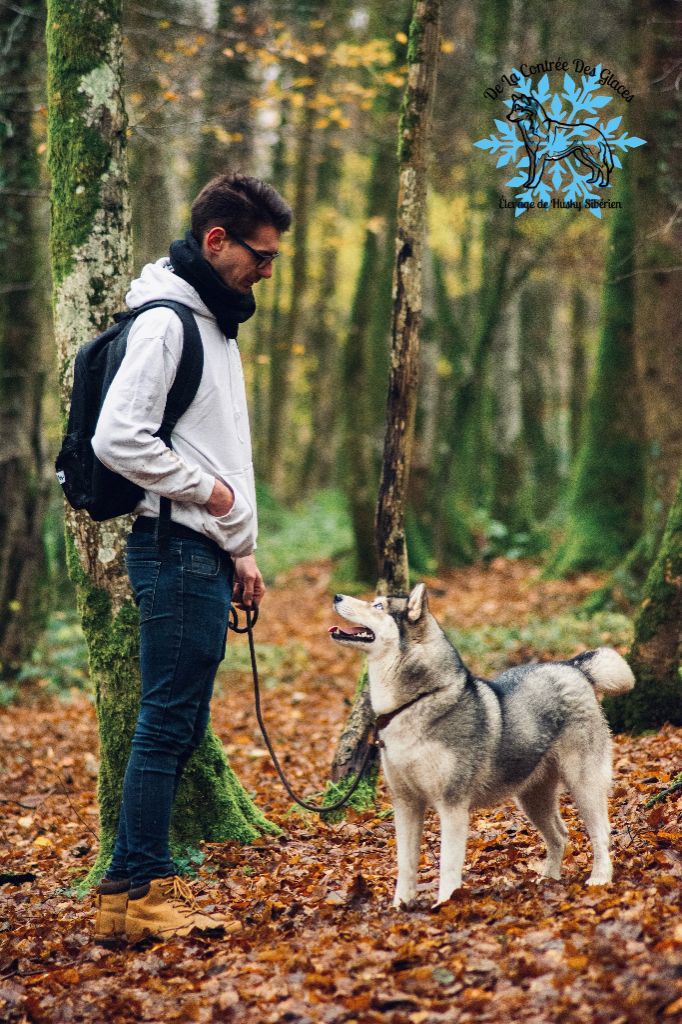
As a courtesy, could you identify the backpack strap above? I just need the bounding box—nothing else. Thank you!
[126,300,204,544]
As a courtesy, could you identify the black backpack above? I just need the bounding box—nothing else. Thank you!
[55,300,204,523]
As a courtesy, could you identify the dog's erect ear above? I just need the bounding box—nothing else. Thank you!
[407,583,427,623]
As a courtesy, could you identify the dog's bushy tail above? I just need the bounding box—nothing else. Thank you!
[569,647,635,698]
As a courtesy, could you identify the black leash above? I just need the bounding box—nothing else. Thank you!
[228,605,378,814]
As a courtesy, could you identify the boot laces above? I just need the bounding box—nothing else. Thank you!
[162,876,199,914]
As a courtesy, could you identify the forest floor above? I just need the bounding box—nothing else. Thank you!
[1,558,681,1024]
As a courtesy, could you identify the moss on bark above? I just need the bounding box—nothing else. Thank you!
[606,471,682,732]
[48,0,276,889]
[548,168,645,576]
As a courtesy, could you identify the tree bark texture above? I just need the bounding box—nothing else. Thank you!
[630,0,682,529]
[376,0,441,594]
[46,0,274,882]
[549,167,645,576]
[606,470,682,732]
[0,0,51,679]
[329,0,439,792]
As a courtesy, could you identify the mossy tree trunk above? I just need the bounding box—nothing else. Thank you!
[605,470,682,732]
[489,292,527,534]
[331,0,441,795]
[630,0,682,535]
[548,167,645,576]
[376,0,441,594]
[46,0,275,883]
[518,279,562,523]
[431,220,515,564]
[0,0,51,680]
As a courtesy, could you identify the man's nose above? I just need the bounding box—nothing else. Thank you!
[258,261,274,279]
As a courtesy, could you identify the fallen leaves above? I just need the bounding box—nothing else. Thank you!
[1,558,681,1023]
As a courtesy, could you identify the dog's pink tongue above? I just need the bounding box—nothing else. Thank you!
[328,625,365,635]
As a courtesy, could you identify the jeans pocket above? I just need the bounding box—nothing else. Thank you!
[126,555,163,623]
[186,549,221,578]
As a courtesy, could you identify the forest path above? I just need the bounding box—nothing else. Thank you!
[1,559,680,1023]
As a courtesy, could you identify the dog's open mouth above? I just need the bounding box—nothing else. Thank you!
[328,625,375,643]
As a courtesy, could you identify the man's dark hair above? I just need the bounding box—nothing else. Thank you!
[191,172,292,242]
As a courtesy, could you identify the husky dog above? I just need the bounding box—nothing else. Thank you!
[329,585,634,908]
[507,92,614,188]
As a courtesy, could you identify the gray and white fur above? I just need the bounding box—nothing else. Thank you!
[330,584,635,908]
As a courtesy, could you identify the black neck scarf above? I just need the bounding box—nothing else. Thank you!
[169,230,256,340]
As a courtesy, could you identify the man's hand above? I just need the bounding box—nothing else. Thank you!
[206,478,234,517]
[233,554,265,609]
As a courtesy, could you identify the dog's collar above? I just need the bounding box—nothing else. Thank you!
[375,688,444,732]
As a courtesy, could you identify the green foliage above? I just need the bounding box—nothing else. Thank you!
[607,471,682,732]
[472,510,549,563]
[319,764,380,824]
[171,846,206,879]
[16,610,88,695]
[548,169,644,577]
[445,611,633,678]
[219,640,308,689]
[256,488,353,582]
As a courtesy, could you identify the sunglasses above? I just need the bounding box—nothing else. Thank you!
[231,233,280,269]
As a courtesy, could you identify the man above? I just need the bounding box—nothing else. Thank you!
[91,172,292,945]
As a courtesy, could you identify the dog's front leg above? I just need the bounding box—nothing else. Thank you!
[524,148,537,186]
[528,156,545,187]
[392,798,425,910]
[435,803,469,905]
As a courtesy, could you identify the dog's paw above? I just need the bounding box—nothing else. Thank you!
[392,895,418,911]
[586,873,612,886]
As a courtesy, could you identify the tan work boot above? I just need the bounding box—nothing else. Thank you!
[94,878,130,948]
[125,875,239,944]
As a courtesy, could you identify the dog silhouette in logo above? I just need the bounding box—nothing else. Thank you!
[507,92,614,188]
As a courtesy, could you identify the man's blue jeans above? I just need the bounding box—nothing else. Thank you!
[107,530,234,887]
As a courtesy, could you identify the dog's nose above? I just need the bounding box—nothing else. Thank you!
[333,594,343,604]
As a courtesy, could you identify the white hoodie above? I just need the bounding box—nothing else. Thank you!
[92,258,257,557]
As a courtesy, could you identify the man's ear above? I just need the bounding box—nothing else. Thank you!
[407,583,427,623]
[204,225,226,253]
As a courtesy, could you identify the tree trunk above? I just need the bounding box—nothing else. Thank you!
[0,0,51,680]
[299,135,343,493]
[432,218,515,564]
[46,0,275,884]
[630,0,682,533]
[605,469,682,732]
[330,0,441,796]
[376,0,441,594]
[489,292,527,534]
[548,167,645,576]
[264,74,318,496]
[519,279,561,523]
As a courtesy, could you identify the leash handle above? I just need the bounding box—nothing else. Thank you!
[228,603,259,633]
[228,605,377,814]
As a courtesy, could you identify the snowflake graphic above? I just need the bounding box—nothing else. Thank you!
[474,67,646,218]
